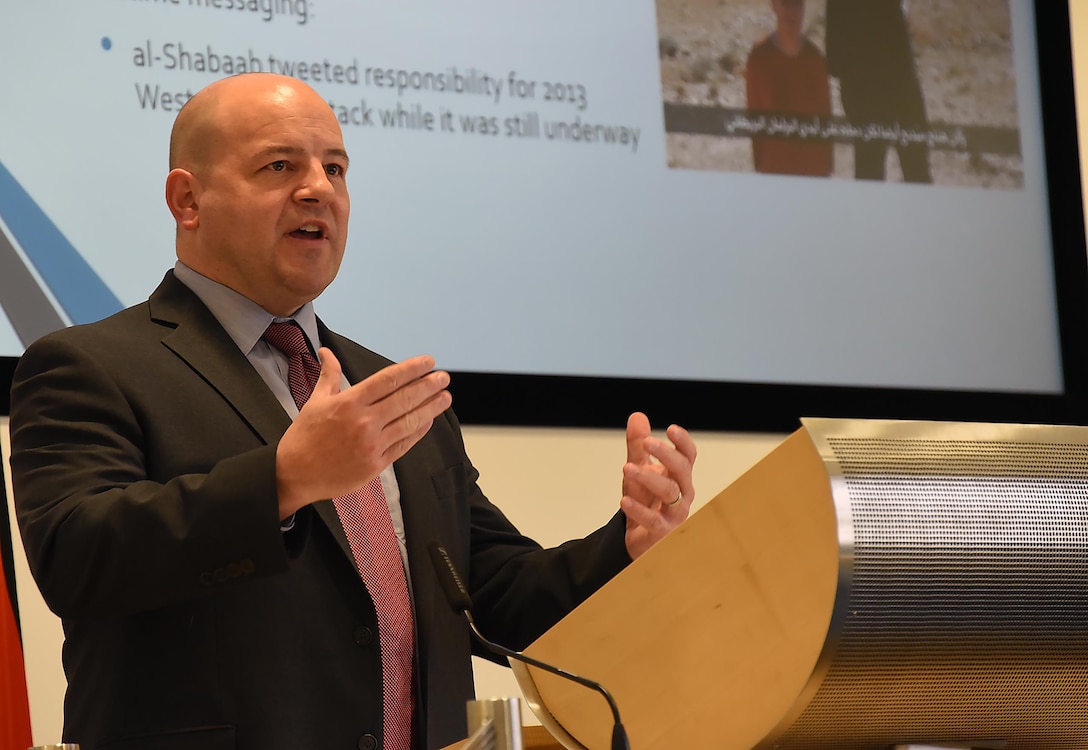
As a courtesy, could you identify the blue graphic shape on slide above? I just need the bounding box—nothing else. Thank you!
[0,160,123,329]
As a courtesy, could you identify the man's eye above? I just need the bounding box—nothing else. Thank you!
[268,160,287,172]
[326,164,344,177]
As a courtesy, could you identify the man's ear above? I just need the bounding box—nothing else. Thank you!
[165,168,201,230]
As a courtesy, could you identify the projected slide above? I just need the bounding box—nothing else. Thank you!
[659,0,1024,187]
[0,0,1062,395]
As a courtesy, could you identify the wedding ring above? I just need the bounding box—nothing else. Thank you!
[667,491,683,508]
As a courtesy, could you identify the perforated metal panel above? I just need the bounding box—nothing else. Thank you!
[765,421,1088,750]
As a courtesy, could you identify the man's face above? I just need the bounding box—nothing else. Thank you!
[177,78,351,316]
[772,0,805,34]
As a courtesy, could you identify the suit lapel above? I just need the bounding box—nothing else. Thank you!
[147,272,292,446]
[147,277,373,601]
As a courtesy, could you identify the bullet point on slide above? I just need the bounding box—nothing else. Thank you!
[101,37,112,51]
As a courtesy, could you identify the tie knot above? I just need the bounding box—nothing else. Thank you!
[262,321,311,359]
[262,321,321,410]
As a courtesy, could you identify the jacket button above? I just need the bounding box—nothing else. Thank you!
[357,733,377,750]
[353,626,373,647]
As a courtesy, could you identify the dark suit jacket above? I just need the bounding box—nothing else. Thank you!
[825,0,927,123]
[9,272,630,750]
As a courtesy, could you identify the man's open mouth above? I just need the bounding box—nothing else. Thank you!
[289,223,325,240]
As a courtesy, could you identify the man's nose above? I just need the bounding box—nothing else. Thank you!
[294,161,335,203]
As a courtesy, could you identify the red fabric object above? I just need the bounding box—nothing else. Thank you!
[746,35,834,177]
[1,566,33,750]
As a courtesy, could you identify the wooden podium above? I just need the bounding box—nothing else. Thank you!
[502,419,1088,750]
[510,421,840,750]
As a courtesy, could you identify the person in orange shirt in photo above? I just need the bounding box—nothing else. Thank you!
[746,0,833,177]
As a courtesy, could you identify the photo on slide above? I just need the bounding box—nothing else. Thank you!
[656,0,1023,188]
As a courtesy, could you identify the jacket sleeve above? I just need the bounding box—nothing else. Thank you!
[437,409,632,652]
[9,332,295,619]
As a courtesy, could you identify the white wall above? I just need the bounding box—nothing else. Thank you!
[9,3,1088,743]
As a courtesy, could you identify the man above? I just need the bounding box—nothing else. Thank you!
[825,0,933,182]
[8,74,696,750]
[746,0,833,177]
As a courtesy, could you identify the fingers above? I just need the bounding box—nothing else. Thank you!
[345,355,448,412]
[382,405,445,465]
[618,417,696,560]
[625,411,652,465]
[623,463,674,504]
[647,426,697,502]
[666,424,698,465]
[620,494,671,533]
[314,347,344,397]
[311,351,451,441]
[354,355,441,405]
[345,356,452,458]
[622,415,697,508]
[377,385,452,463]
[621,481,686,560]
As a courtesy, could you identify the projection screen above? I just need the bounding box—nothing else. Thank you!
[1,0,1085,430]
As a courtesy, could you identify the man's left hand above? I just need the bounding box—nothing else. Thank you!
[619,412,697,559]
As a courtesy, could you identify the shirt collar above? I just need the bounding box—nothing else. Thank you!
[173,261,321,356]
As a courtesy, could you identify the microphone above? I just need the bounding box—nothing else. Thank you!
[428,541,631,750]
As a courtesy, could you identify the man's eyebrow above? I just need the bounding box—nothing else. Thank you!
[253,145,350,166]
[329,148,350,167]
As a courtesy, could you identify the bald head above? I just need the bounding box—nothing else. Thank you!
[168,84,219,172]
[168,74,335,173]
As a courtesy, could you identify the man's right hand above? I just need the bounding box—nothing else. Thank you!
[275,349,452,518]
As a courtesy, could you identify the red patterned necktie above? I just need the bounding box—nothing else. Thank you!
[262,321,415,749]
